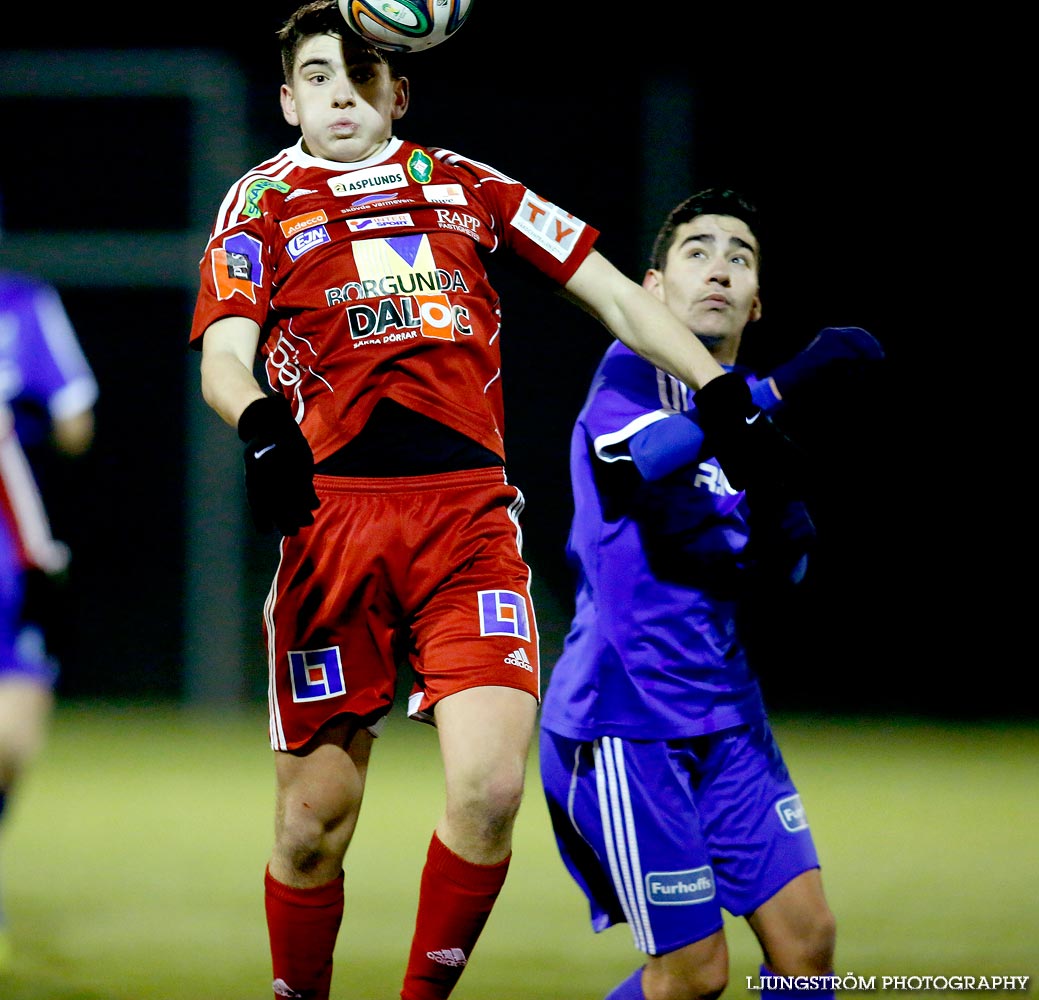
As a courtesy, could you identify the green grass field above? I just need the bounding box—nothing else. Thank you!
[1,703,1036,999]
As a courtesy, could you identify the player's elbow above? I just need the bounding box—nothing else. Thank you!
[52,410,95,457]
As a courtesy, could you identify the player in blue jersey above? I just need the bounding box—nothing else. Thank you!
[0,239,98,967]
[539,187,883,1000]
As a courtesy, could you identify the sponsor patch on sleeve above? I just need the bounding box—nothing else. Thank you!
[510,190,587,262]
[212,231,264,303]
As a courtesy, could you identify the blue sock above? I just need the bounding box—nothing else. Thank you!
[605,966,645,1000]
[759,964,835,999]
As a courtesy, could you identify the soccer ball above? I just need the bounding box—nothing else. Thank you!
[340,0,474,53]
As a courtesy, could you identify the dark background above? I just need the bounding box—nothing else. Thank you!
[1,6,1019,718]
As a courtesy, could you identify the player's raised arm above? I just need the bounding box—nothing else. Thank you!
[563,249,795,491]
[562,249,727,391]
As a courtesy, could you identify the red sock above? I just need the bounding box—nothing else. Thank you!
[265,865,344,1000]
[400,832,510,1000]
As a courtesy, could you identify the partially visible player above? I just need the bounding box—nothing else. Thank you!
[189,7,793,1000]
[0,242,98,967]
[539,187,883,1000]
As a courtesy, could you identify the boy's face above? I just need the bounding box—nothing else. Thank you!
[280,33,408,162]
[644,213,762,354]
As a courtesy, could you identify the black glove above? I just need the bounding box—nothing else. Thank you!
[693,372,802,493]
[769,326,884,402]
[238,396,319,535]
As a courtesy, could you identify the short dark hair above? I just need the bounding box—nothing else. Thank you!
[648,188,761,272]
[277,0,401,84]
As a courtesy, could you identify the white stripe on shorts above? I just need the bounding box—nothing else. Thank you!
[593,737,656,953]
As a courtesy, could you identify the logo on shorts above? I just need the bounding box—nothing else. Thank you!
[288,646,346,702]
[504,648,533,671]
[645,866,715,906]
[775,794,809,832]
[426,947,467,967]
[477,590,531,641]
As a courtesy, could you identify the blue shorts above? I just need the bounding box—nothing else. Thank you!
[539,719,820,955]
[0,525,58,686]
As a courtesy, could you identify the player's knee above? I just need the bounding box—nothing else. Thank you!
[803,905,837,972]
[770,905,837,976]
[644,936,729,1000]
[643,966,727,1000]
[0,706,48,779]
[487,766,526,818]
[0,742,30,788]
[274,800,356,877]
[448,769,525,843]
[275,816,326,875]
[478,779,525,838]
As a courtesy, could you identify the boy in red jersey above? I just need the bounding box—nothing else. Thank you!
[190,3,785,998]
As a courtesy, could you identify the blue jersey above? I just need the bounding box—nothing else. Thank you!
[0,272,98,444]
[539,341,765,740]
[0,271,97,678]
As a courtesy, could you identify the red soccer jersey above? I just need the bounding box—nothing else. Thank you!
[190,137,600,463]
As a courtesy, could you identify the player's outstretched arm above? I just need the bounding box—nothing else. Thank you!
[563,250,727,391]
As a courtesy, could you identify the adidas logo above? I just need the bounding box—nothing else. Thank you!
[427,946,468,968]
[504,647,533,671]
[272,979,303,998]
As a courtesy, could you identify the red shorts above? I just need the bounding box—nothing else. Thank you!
[263,467,541,751]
